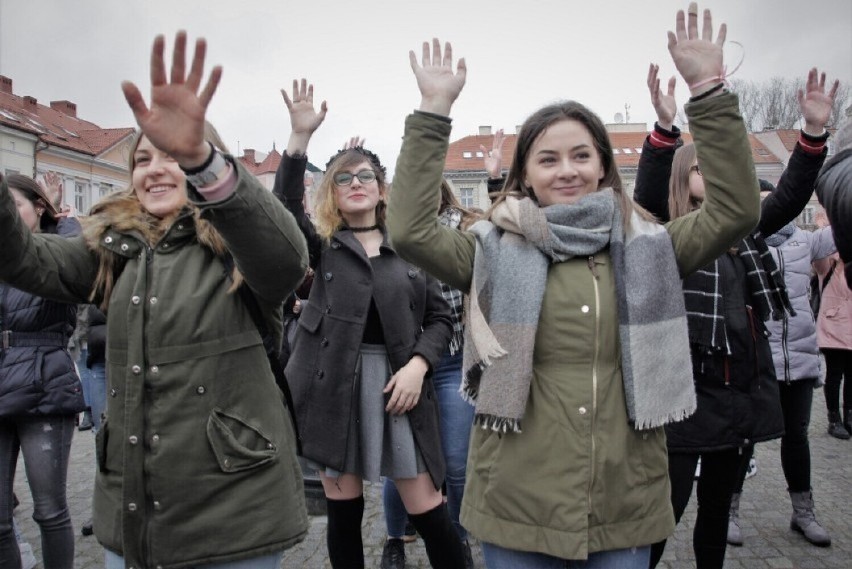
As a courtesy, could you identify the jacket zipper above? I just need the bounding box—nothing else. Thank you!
[777,251,791,383]
[587,256,600,514]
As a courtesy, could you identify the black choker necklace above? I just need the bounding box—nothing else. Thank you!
[347,224,380,233]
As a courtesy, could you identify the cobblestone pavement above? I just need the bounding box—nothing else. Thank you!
[13,395,850,568]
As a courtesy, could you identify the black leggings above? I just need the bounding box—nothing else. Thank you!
[650,448,742,569]
[822,348,852,414]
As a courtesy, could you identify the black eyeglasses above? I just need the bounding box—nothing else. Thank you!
[689,164,702,177]
[334,169,377,186]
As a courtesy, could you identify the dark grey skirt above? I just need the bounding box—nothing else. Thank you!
[313,343,425,483]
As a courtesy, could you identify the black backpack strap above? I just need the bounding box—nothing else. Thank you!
[224,256,302,454]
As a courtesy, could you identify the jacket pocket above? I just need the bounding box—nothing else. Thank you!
[206,408,277,473]
[96,418,109,473]
[298,302,322,333]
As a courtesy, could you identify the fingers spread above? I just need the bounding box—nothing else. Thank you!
[701,9,713,42]
[186,37,207,93]
[170,30,188,85]
[715,22,727,47]
[121,81,149,123]
[150,35,167,87]
[281,88,293,108]
[443,41,453,68]
[198,66,222,110]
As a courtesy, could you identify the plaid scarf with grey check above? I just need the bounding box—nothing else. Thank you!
[682,232,794,353]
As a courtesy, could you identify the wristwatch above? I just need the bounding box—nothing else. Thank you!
[181,143,228,188]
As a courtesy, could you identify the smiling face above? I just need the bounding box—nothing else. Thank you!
[522,119,605,207]
[131,136,188,218]
[333,160,384,224]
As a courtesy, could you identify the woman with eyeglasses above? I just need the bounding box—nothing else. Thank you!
[633,64,837,567]
[275,80,466,569]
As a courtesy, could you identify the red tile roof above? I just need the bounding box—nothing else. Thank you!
[0,81,134,156]
[255,148,282,175]
[445,130,780,171]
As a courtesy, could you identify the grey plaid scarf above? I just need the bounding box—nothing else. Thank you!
[462,190,695,432]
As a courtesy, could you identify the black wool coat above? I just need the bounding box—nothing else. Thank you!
[275,152,452,488]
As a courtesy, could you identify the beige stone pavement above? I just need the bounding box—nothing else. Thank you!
[12,395,851,568]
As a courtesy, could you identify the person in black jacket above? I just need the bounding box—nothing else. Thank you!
[0,174,84,569]
[275,80,464,569]
[637,66,837,568]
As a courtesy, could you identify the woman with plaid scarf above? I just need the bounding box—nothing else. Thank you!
[635,65,837,567]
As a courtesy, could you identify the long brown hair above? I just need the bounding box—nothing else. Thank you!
[81,123,240,308]
[488,100,648,228]
[314,148,388,241]
[668,143,700,220]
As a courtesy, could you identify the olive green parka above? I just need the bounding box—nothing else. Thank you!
[0,159,310,569]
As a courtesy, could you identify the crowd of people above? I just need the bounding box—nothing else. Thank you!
[0,3,850,569]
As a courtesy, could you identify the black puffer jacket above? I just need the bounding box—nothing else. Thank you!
[0,217,85,418]
[633,127,825,452]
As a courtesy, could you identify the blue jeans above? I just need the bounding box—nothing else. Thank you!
[383,349,474,540]
[77,348,106,432]
[105,549,283,569]
[87,362,107,433]
[481,542,651,569]
[0,415,76,568]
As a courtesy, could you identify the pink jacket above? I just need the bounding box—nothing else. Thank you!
[815,255,852,350]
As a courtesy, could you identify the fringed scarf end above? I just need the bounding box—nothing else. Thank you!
[474,413,522,433]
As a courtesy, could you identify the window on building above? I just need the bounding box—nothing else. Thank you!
[75,182,87,213]
[100,183,112,198]
[459,187,475,208]
[5,168,19,177]
[9,141,15,151]
[462,151,473,159]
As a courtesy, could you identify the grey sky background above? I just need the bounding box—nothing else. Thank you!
[1,0,850,177]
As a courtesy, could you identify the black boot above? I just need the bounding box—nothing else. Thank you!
[326,496,365,569]
[827,411,850,440]
[843,408,852,436]
[409,503,466,569]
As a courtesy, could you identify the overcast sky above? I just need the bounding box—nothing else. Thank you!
[1,0,850,177]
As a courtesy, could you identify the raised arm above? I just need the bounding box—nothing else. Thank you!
[124,32,307,302]
[272,79,327,268]
[388,39,476,292]
[758,68,836,237]
[662,3,760,275]
[633,63,681,222]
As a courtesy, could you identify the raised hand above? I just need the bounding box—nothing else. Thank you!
[410,38,466,116]
[121,31,222,169]
[667,2,726,96]
[647,64,678,130]
[282,79,327,155]
[480,128,506,179]
[343,136,366,150]
[40,171,63,209]
[798,68,840,135]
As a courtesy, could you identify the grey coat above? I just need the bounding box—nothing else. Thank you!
[766,226,836,382]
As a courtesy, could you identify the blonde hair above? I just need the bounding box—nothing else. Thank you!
[314,149,388,241]
[668,143,700,220]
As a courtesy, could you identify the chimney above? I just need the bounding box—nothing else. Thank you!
[50,100,77,118]
[478,125,492,136]
[0,76,11,94]
[243,148,256,164]
[23,96,38,112]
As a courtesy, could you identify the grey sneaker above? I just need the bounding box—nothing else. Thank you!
[381,538,406,569]
[790,491,832,546]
